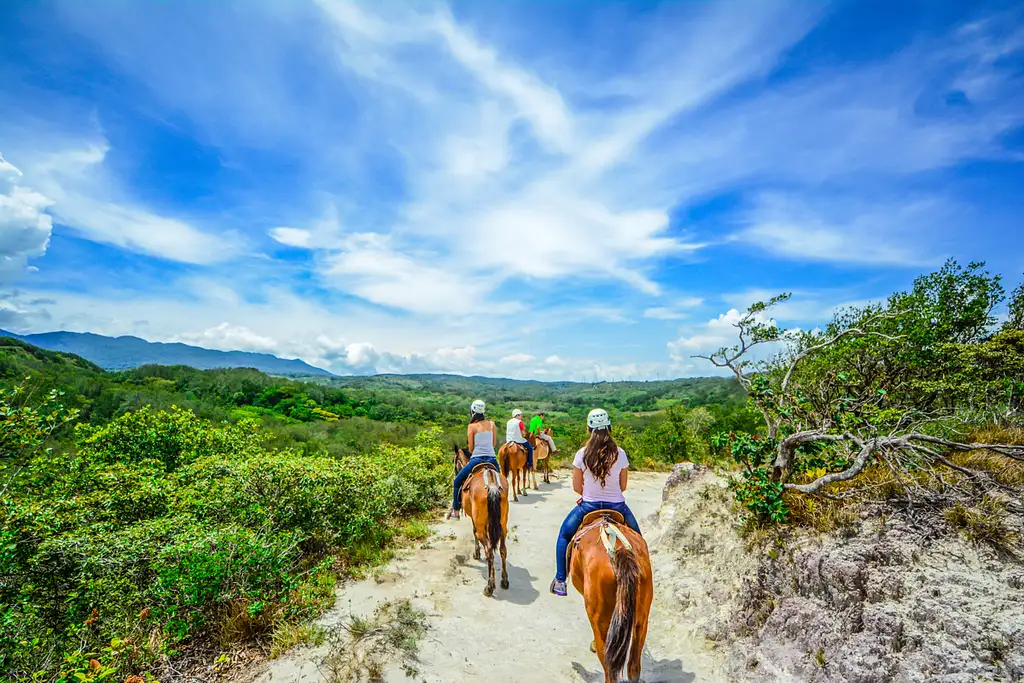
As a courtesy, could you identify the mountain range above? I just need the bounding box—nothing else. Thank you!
[0,329,332,376]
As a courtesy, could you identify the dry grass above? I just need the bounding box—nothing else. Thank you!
[943,496,1021,551]
[215,600,280,648]
[269,622,327,659]
[784,432,1024,539]
[319,599,428,683]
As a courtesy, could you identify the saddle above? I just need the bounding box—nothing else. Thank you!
[565,510,631,579]
[460,462,502,495]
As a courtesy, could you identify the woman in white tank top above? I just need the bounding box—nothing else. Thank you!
[449,400,499,519]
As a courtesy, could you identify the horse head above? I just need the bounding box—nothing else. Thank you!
[453,444,471,473]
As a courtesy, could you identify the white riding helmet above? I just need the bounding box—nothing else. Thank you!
[512,409,523,418]
[470,399,486,415]
[587,408,611,430]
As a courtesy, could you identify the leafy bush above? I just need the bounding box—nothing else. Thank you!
[1,399,450,682]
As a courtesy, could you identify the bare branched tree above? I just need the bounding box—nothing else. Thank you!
[697,291,1023,510]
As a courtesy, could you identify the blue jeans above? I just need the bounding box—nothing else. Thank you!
[452,456,499,510]
[555,501,641,581]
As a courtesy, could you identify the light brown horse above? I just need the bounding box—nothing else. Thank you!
[457,450,510,596]
[529,428,553,487]
[568,511,653,683]
[498,441,528,501]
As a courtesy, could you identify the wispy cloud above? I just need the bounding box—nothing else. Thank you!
[11,142,241,265]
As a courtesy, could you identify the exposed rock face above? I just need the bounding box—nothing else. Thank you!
[655,465,1024,683]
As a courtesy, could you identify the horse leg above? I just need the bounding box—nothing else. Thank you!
[627,613,649,683]
[484,543,495,597]
[470,520,481,561]
[590,621,612,683]
[519,467,527,496]
[499,532,509,590]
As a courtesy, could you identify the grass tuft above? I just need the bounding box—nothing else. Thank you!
[269,622,327,659]
[943,496,1021,551]
[320,599,429,683]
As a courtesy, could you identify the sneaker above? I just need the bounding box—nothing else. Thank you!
[446,509,460,520]
[550,578,567,596]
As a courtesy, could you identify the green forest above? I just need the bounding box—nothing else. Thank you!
[1,258,1021,683]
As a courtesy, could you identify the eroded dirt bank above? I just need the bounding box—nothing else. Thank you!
[657,464,1024,683]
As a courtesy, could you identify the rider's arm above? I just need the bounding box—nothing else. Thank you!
[492,423,497,449]
[467,424,474,454]
[572,467,584,495]
[619,467,629,492]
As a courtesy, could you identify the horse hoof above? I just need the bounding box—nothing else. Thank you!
[501,579,509,589]
[590,640,597,653]
[484,586,494,597]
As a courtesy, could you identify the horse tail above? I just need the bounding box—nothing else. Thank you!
[486,478,503,551]
[500,446,510,478]
[605,542,640,680]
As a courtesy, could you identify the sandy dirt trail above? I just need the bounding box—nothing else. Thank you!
[252,471,720,683]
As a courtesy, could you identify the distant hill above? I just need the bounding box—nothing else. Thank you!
[0,329,332,376]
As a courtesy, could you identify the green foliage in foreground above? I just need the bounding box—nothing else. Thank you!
[0,395,449,682]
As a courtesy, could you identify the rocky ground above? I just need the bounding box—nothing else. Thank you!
[656,464,1024,683]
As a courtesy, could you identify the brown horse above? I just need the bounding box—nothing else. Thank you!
[498,441,528,501]
[529,428,553,487]
[458,453,510,596]
[453,444,470,475]
[568,511,653,683]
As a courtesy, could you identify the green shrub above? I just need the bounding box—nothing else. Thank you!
[1,402,452,682]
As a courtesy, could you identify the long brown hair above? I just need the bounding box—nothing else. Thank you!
[582,427,618,486]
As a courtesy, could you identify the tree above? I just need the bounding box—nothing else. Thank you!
[1006,280,1024,332]
[698,260,1024,522]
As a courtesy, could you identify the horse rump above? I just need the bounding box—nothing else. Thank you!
[604,544,640,680]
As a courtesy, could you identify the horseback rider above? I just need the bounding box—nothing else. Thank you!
[448,399,499,521]
[550,408,642,596]
[505,409,534,469]
[529,411,559,454]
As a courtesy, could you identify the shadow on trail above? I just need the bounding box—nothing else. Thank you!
[508,486,555,506]
[472,561,540,605]
[571,651,695,683]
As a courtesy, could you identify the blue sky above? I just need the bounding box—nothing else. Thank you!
[1,0,1022,379]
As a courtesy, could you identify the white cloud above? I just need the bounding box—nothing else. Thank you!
[735,193,953,266]
[176,322,278,353]
[0,154,53,282]
[13,143,240,265]
[644,308,687,320]
[269,227,313,248]
[281,0,811,311]
[498,353,535,364]
[643,296,703,320]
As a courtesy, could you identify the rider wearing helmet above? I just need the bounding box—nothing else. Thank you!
[449,399,499,520]
[505,408,534,469]
[550,408,642,596]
